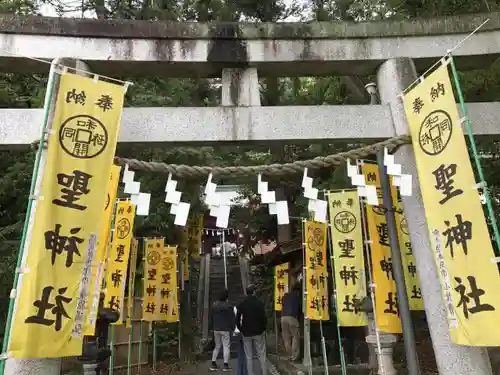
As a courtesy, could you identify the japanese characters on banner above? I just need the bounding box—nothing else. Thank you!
[362,163,402,333]
[403,60,500,346]
[143,240,179,322]
[180,228,190,284]
[126,238,139,328]
[105,201,136,324]
[303,220,330,320]
[163,246,180,322]
[143,238,165,322]
[188,214,204,261]
[85,164,121,335]
[394,197,424,311]
[274,263,289,311]
[8,72,125,358]
[327,190,368,327]
[364,162,424,312]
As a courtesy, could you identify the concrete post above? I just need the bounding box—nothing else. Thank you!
[82,363,98,375]
[366,313,378,370]
[4,58,91,375]
[376,58,493,375]
[365,313,397,375]
[368,338,377,370]
[221,68,260,106]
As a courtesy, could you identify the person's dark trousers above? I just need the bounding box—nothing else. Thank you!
[237,337,248,375]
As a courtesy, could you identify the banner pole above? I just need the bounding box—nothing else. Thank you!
[153,325,157,372]
[177,257,182,360]
[274,310,278,354]
[109,326,116,375]
[356,177,385,375]
[222,230,228,289]
[376,150,420,375]
[273,270,278,353]
[301,220,313,375]
[127,240,138,375]
[101,198,119,320]
[448,56,500,249]
[106,199,122,375]
[319,321,329,375]
[0,60,58,375]
[324,191,346,375]
[127,299,134,375]
[138,318,143,375]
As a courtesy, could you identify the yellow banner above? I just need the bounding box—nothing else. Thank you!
[104,201,136,325]
[180,228,189,283]
[403,61,500,345]
[126,238,139,328]
[363,163,402,333]
[274,263,289,311]
[188,214,204,261]
[365,162,424,312]
[394,197,424,311]
[163,246,179,322]
[85,164,121,335]
[327,190,367,327]
[143,238,164,322]
[143,241,179,322]
[97,165,122,263]
[9,72,125,358]
[304,220,329,321]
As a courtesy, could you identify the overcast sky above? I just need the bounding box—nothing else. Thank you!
[39,0,302,19]
[40,3,91,17]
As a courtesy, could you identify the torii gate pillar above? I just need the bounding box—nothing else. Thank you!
[376,58,493,375]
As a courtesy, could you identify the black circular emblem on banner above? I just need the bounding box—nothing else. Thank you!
[163,257,174,271]
[333,211,357,234]
[418,109,452,156]
[59,115,108,159]
[116,218,131,239]
[307,227,325,250]
[401,218,409,235]
[372,205,385,216]
[147,250,161,265]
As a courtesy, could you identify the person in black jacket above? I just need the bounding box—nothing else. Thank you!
[236,285,267,375]
[210,290,235,372]
[234,306,248,375]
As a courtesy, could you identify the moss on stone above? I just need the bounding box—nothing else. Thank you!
[0,12,496,40]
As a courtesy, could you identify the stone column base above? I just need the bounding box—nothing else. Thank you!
[83,363,98,375]
[366,333,397,375]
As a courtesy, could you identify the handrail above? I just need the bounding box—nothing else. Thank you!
[238,256,250,294]
[202,254,211,342]
[196,255,206,325]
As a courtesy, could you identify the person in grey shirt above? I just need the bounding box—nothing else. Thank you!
[281,282,302,362]
[210,290,235,372]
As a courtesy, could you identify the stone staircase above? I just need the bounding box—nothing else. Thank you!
[209,256,246,308]
[205,255,247,359]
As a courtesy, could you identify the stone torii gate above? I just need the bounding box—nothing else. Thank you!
[1,11,500,375]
